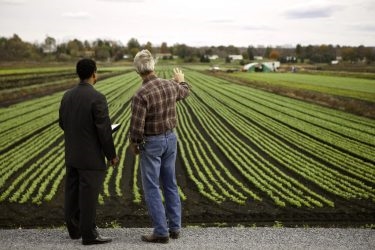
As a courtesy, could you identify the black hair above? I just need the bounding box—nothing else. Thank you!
[76,58,97,80]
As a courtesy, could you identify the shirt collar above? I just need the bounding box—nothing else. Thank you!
[142,74,157,84]
[79,82,93,87]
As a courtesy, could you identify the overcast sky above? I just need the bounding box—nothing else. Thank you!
[0,0,374,47]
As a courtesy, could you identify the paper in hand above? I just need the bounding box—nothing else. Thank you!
[111,124,121,133]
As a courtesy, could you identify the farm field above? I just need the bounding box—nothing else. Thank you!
[0,66,375,228]
[204,69,375,119]
[226,72,375,102]
[0,65,131,106]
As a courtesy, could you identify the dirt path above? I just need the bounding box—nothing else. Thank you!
[0,227,374,249]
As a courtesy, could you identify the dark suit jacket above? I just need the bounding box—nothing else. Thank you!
[59,82,116,170]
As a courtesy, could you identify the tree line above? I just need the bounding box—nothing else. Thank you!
[0,34,374,64]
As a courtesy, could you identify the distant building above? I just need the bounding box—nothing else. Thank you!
[155,53,172,59]
[243,63,259,72]
[228,55,243,60]
[209,55,219,60]
[263,61,280,71]
[254,56,263,60]
[285,56,297,62]
[243,61,280,72]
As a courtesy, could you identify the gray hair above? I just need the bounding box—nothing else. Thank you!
[133,49,155,75]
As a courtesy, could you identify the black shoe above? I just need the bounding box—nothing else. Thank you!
[82,235,112,245]
[169,230,180,239]
[141,234,169,243]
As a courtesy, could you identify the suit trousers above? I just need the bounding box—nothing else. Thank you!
[64,167,105,240]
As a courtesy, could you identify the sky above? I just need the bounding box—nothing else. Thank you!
[0,0,374,47]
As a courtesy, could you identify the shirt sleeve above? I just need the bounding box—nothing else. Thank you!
[175,81,190,101]
[92,93,116,160]
[129,93,147,144]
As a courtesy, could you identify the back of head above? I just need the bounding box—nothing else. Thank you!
[76,58,97,81]
[134,49,155,76]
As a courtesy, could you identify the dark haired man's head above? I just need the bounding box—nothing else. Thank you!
[76,59,97,81]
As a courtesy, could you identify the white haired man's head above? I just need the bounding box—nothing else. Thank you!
[133,49,155,75]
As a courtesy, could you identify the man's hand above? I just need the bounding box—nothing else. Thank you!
[130,143,140,155]
[108,156,120,167]
[173,68,184,83]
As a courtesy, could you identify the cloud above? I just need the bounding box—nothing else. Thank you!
[62,12,91,19]
[285,2,341,19]
[351,23,375,32]
[0,0,26,5]
[360,0,375,10]
[209,19,234,24]
[97,0,145,2]
[242,25,275,31]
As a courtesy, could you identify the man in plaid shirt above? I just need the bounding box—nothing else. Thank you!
[129,49,190,243]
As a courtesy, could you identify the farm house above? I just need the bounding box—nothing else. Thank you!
[243,61,280,72]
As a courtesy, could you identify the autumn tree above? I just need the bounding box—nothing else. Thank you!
[264,46,272,58]
[269,50,280,60]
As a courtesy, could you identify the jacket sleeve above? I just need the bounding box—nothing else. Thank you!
[92,93,116,160]
[58,96,65,130]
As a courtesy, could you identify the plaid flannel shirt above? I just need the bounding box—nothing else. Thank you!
[129,74,190,144]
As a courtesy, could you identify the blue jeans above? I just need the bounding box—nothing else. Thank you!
[140,131,181,237]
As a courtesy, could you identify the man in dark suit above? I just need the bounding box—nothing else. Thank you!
[59,58,119,245]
